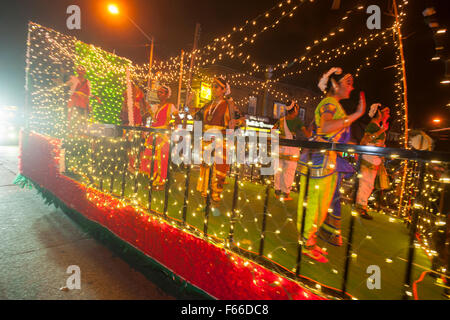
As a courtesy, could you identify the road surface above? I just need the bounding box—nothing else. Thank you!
[0,145,175,300]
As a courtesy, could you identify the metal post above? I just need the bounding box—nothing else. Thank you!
[405,162,419,220]
[342,156,362,294]
[109,142,117,194]
[109,168,115,193]
[163,132,173,218]
[182,132,193,225]
[120,137,128,197]
[228,164,240,245]
[259,182,271,256]
[109,139,122,194]
[295,153,311,276]
[181,163,191,225]
[133,133,145,194]
[402,161,425,299]
[203,166,213,236]
[98,139,104,191]
[129,131,140,194]
[147,133,156,211]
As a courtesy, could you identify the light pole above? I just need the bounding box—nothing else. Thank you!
[108,4,154,91]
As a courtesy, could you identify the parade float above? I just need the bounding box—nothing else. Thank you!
[17,0,449,300]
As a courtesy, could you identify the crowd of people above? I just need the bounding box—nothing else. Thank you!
[64,65,391,264]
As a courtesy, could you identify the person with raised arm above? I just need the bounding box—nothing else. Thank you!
[273,100,310,201]
[355,105,390,220]
[297,67,366,263]
[189,77,234,202]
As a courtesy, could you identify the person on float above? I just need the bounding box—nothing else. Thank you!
[138,85,179,190]
[272,100,310,201]
[190,77,235,202]
[120,80,150,174]
[65,65,91,134]
[297,67,366,263]
[355,105,390,220]
[120,81,149,126]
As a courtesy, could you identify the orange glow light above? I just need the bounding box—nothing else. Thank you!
[108,4,120,15]
[432,118,441,124]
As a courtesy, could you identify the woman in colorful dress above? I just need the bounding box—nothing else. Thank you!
[355,105,390,220]
[138,85,178,189]
[297,67,366,263]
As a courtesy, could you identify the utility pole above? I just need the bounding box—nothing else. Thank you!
[393,0,410,217]
[147,37,154,90]
[176,50,185,110]
[261,66,273,117]
[393,0,409,148]
[185,23,201,105]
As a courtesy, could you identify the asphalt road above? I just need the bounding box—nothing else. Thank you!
[0,145,175,300]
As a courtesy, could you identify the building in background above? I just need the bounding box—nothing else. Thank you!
[183,64,320,128]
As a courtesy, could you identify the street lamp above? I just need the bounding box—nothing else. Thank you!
[107,3,154,90]
[108,4,119,15]
[432,118,442,124]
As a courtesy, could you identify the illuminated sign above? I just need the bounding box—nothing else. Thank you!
[200,82,211,100]
[273,102,286,119]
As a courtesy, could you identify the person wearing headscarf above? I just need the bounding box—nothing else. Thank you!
[355,105,390,219]
[65,65,91,133]
[135,85,179,189]
[272,100,310,201]
[296,67,366,263]
[191,77,234,202]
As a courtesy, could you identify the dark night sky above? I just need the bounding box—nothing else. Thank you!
[0,0,449,130]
